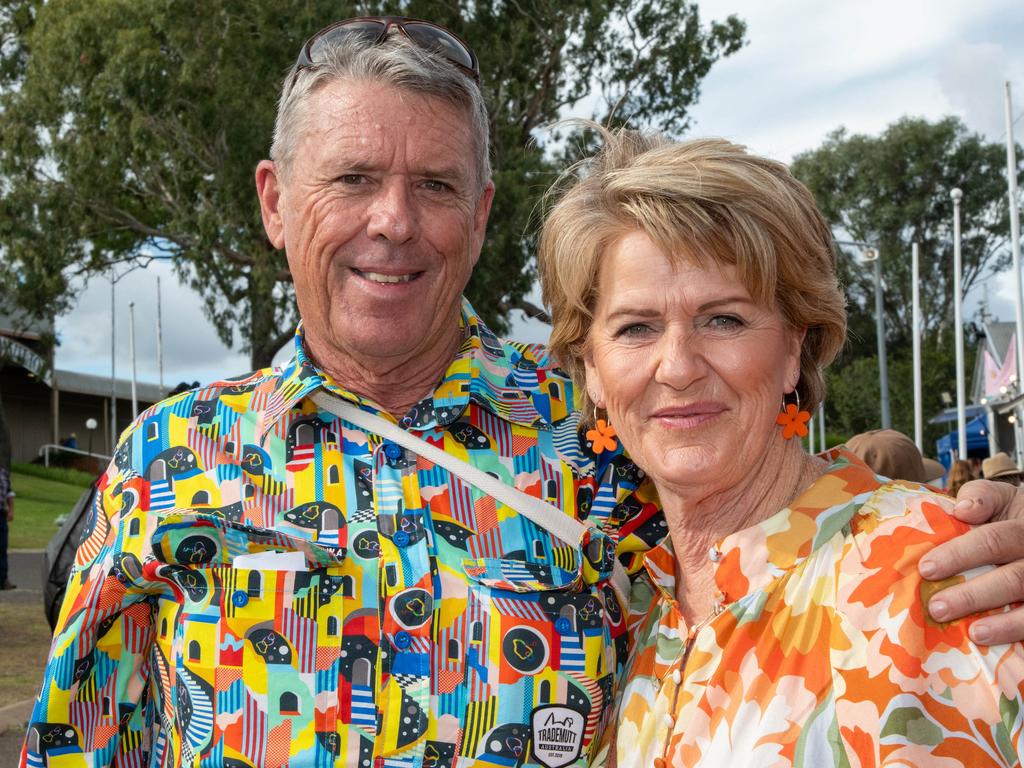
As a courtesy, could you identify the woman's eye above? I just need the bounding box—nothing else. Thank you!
[708,315,742,329]
[617,323,651,337]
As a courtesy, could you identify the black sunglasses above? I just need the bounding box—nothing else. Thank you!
[285,16,480,96]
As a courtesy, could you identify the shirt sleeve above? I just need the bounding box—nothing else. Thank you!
[836,488,1024,765]
[21,456,159,768]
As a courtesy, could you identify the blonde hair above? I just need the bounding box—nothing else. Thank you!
[947,460,973,497]
[538,125,847,423]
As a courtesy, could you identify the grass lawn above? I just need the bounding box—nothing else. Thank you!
[9,466,93,550]
[0,600,52,703]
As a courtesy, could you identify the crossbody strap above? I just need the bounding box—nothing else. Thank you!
[310,390,630,602]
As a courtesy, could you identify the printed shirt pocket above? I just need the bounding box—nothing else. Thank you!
[461,557,582,593]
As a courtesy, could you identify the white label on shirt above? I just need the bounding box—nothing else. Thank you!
[531,706,585,768]
[232,551,306,570]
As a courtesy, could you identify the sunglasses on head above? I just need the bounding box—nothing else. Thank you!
[285,16,480,97]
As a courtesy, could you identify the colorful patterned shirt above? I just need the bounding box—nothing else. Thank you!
[603,448,1024,768]
[23,300,644,768]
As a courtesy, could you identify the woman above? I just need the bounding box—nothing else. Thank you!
[538,128,1024,766]
[947,458,974,496]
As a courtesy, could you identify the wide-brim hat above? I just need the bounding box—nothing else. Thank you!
[846,429,945,484]
[982,452,1022,480]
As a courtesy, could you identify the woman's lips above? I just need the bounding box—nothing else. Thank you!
[651,403,727,428]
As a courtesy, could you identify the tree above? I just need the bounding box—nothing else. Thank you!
[0,0,745,368]
[791,117,1022,353]
[791,117,1021,442]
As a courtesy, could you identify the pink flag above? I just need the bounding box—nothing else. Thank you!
[985,335,1018,396]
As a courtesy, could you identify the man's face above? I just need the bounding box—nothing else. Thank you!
[257,79,494,370]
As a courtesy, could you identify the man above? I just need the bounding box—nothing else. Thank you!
[21,16,1024,768]
[0,395,14,590]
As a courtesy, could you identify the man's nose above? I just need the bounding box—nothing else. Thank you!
[365,180,417,243]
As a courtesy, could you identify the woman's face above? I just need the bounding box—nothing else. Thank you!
[584,231,805,497]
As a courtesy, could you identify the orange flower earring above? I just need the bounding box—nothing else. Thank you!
[776,389,811,440]
[586,407,618,454]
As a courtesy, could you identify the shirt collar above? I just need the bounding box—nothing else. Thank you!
[258,298,552,442]
[641,448,884,606]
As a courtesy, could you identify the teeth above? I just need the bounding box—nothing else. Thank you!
[358,270,415,284]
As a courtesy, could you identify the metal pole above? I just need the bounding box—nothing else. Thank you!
[952,188,967,459]
[818,402,826,450]
[1005,81,1024,463]
[808,414,816,453]
[110,267,117,451]
[912,242,923,451]
[129,301,138,418]
[871,249,891,428]
[156,276,165,391]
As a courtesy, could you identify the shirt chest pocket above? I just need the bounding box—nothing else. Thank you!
[454,544,620,766]
[150,513,354,756]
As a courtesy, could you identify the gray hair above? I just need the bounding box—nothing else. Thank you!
[270,30,491,190]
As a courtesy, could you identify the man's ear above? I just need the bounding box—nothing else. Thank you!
[255,160,286,249]
[468,181,496,268]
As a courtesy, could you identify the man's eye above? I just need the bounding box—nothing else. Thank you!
[422,179,452,193]
[339,174,365,185]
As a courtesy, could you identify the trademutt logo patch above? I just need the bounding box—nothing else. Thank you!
[530,705,585,768]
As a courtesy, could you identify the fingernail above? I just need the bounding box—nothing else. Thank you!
[930,600,949,620]
[971,622,991,643]
[919,559,937,578]
[953,499,976,511]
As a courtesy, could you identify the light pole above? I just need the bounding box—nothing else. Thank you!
[85,417,98,463]
[129,301,138,418]
[836,239,890,429]
[1005,81,1024,462]
[912,242,923,451]
[951,188,967,460]
[863,247,891,428]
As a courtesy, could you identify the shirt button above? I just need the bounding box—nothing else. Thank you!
[231,590,249,608]
[662,714,674,729]
[393,531,410,547]
[555,617,572,634]
[671,669,681,685]
[393,631,412,650]
[654,759,667,768]
[383,442,403,461]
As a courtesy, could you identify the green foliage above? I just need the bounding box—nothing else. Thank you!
[791,117,1021,351]
[792,116,1019,441]
[9,465,90,549]
[0,0,745,367]
[825,339,974,456]
[12,460,97,488]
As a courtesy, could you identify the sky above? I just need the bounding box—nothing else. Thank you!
[53,0,1024,388]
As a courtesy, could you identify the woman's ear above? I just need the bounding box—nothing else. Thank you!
[582,349,605,410]
[784,327,808,393]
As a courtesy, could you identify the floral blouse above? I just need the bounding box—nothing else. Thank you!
[601,448,1024,767]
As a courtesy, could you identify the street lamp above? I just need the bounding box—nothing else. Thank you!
[85,417,98,460]
[861,247,891,429]
[951,187,967,460]
[836,239,891,429]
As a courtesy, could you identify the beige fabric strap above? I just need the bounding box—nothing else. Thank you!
[310,390,630,602]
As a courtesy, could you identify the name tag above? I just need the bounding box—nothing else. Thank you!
[232,551,306,570]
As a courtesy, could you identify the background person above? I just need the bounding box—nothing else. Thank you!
[846,428,946,484]
[947,459,975,496]
[982,451,1024,486]
[539,127,1024,766]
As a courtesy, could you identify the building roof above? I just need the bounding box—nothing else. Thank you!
[0,310,53,341]
[54,368,165,404]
